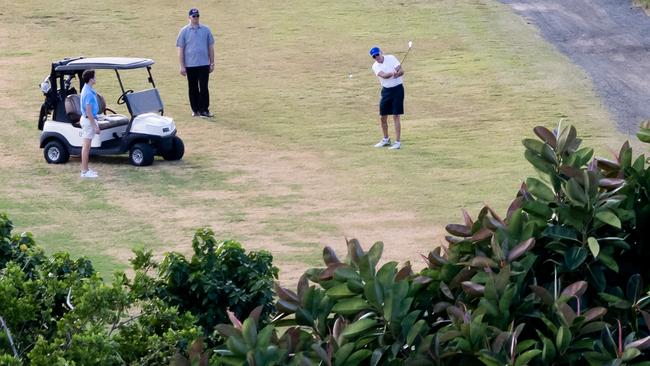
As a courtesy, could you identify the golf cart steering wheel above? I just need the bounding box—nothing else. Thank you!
[117,90,134,105]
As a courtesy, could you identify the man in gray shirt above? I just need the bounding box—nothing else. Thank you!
[176,8,215,118]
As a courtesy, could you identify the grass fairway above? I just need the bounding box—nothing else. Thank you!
[0,0,628,283]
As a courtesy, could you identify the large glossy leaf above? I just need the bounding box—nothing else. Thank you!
[327,283,358,300]
[530,285,554,306]
[564,247,587,271]
[565,178,588,206]
[595,210,622,229]
[515,349,542,366]
[241,318,257,347]
[582,307,607,322]
[561,281,587,298]
[555,326,572,354]
[626,336,650,351]
[534,125,557,148]
[587,237,600,258]
[340,318,378,339]
[525,149,555,174]
[526,177,555,201]
[406,319,428,345]
[507,238,535,262]
[471,227,493,242]
[598,252,619,273]
[332,297,371,315]
[366,241,383,269]
[344,350,373,366]
[323,246,341,266]
[461,281,485,297]
[446,224,472,237]
[347,239,364,265]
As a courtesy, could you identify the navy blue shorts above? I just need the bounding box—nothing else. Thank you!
[379,84,404,116]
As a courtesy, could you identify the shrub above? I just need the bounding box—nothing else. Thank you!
[0,214,281,364]
[214,123,650,365]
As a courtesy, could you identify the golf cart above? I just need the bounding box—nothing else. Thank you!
[38,57,184,166]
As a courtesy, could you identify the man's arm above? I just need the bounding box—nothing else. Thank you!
[85,103,99,134]
[393,65,403,78]
[208,44,215,73]
[377,71,395,79]
[177,47,186,76]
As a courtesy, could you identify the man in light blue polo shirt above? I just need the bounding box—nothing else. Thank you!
[176,7,215,118]
[79,69,100,178]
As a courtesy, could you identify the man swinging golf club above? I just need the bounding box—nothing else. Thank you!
[370,45,406,150]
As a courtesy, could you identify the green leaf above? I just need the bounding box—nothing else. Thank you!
[334,343,355,366]
[587,237,600,258]
[406,319,427,345]
[366,241,383,269]
[621,347,641,362]
[332,297,371,315]
[598,252,619,273]
[341,318,378,339]
[326,283,357,299]
[525,149,555,174]
[555,326,572,354]
[345,350,373,366]
[241,318,257,347]
[526,177,556,201]
[594,210,622,229]
[565,178,588,206]
[515,349,542,366]
[564,247,587,271]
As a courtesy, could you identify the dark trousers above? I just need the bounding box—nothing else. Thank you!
[186,65,210,113]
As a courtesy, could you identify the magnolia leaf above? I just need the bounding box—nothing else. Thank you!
[595,210,622,229]
[297,274,309,300]
[274,282,299,303]
[582,307,607,322]
[367,241,384,269]
[526,177,555,201]
[471,227,493,242]
[461,281,485,297]
[621,347,641,362]
[534,126,557,148]
[227,309,243,329]
[587,237,600,258]
[440,282,454,300]
[515,349,542,366]
[625,336,650,351]
[332,297,371,315]
[347,238,365,264]
[215,324,242,338]
[446,224,472,237]
[323,246,341,265]
[564,247,587,271]
[530,285,554,306]
[469,256,498,269]
[561,281,587,297]
[340,318,378,339]
[507,238,535,262]
[599,178,625,189]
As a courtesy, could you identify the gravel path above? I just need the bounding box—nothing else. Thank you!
[499,0,650,134]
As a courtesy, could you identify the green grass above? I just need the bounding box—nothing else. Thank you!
[0,0,629,281]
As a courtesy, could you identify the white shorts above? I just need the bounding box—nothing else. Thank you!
[80,116,97,140]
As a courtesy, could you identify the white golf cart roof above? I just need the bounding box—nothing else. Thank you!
[55,57,154,71]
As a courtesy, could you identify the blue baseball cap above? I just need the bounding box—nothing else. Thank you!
[189,8,200,17]
[369,47,381,57]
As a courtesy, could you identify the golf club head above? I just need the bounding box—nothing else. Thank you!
[408,41,413,49]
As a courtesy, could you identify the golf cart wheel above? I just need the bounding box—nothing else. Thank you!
[44,140,70,164]
[162,136,185,161]
[129,143,154,166]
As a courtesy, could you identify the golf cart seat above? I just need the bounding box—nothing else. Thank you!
[63,94,129,130]
[64,94,82,125]
[96,93,130,129]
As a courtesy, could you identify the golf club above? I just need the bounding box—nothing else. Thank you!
[400,41,413,65]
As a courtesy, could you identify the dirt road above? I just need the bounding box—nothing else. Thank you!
[499,0,650,134]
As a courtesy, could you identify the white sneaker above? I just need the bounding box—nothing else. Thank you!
[388,141,401,150]
[374,138,391,148]
[80,170,98,178]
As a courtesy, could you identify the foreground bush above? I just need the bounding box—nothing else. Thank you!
[0,215,277,365]
[212,124,650,365]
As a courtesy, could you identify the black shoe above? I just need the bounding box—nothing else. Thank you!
[200,110,214,118]
[192,111,200,117]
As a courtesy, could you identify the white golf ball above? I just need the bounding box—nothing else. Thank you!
[348,74,353,78]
